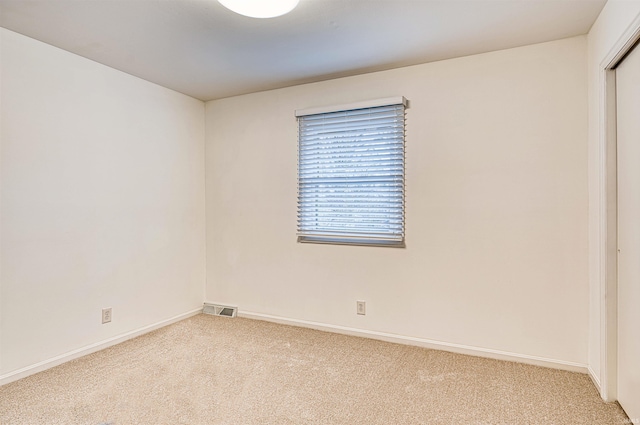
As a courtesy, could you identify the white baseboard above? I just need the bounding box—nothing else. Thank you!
[239,311,589,374]
[1,307,589,388]
[0,308,203,387]
[588,365,602,393]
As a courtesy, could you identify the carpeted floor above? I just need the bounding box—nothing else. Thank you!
[0,314,629,424]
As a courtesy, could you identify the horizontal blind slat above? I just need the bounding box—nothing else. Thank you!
[299,140,404,149]
[298,209,404,216]
[300,112,404,126]
[299,233,403,241]
[298,197,405,203]
[301,128,404,139]
[301,122,404,135]
[299,178,403,185]
[300,153,403,163]
[300,168,403,173]
[300,153,404,162]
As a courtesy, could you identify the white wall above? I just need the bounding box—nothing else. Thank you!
[205,36,589,369]
[0,21,595,386]
[587,0,640,394]
[0,28,206,380]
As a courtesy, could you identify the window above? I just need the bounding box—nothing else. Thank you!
[296,97,407,247]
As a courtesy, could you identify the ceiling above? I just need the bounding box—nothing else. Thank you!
[0,0,606,101]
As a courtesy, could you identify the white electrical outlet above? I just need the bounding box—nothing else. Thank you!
[357,300,366,315]
[102,308,112,324]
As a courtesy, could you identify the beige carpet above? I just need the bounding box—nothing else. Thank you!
[0,314,629,424]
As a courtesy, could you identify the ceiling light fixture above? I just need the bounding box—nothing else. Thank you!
[218,0,299,18]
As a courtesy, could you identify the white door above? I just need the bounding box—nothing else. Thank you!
[617,41,640,422]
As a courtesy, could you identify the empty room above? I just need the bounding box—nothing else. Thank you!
[1,0,639,423]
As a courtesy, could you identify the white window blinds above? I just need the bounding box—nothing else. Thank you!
[296,97,407,247]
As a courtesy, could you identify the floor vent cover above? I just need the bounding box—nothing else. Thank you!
[203,303,237,318]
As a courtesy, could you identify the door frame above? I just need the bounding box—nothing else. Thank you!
[598,14,640,402]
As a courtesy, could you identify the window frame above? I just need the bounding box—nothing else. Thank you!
[295,97,408,248]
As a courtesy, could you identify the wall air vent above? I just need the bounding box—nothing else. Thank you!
[203,303,237,318]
